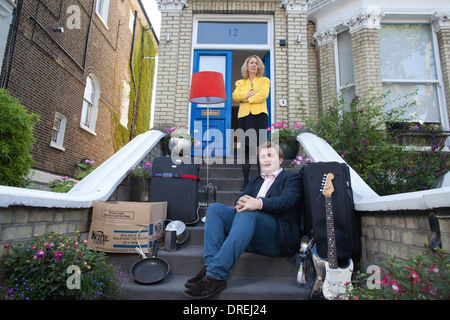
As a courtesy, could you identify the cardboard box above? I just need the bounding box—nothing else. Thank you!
[87,201,167,253]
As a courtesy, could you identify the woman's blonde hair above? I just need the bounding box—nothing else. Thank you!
[241,55,265,79]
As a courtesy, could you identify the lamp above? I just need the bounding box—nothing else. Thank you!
[189,71,226,209]
[189,71,226,105]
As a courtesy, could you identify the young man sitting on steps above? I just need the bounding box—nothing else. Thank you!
[184,142,303,299]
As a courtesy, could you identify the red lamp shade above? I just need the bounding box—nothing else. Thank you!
[189,71,227,104]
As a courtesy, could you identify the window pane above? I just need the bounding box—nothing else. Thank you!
[197,55,226,108]
[120,81,130,127]
[379,24,437,80]
[82,100,92,126]
[84,77,94,103]
[337,31,354,86]
[96,0,109,23]
[341,86,356,109]
[197,22,268,45]
[383,84,440,122]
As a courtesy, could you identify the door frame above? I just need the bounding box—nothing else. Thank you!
[190,50,233,156]
[189,14,275,152]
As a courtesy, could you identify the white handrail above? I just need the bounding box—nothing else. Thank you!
[297,132,450,212]
[0,130,165,208]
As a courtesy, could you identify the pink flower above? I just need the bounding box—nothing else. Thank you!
[391,282,400,294]
[427,266,439,274]
[406,270,421,286]
[54,251,63,260]
[35,249,45,257]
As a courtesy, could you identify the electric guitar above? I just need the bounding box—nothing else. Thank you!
[310,173,353,300]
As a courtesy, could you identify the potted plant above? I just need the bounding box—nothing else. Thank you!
[286,155,312,172]
[127,162,152,202]
[267,120,302,159]
[393,122,450,147]
[1,231,125,300]
[165,125,195,156]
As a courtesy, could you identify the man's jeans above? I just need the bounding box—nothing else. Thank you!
[203,203,281,281]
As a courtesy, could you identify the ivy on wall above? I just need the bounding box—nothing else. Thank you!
[112,19,157,152]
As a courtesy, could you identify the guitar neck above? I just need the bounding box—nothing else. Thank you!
[325,195,338,269]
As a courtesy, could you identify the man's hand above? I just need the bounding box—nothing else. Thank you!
[235,195,261,213]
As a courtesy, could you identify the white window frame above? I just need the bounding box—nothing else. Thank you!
[80,74,100,135]
[335,30,355,105]
[379,22,448,130]
[95,0,110,27]
[129,9,135,33]
[191,14,275,126]
[193,14,273,51]
[49,112,67,151]
[120,80,131,127]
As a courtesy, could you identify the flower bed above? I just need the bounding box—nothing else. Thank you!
[1,231,125,300]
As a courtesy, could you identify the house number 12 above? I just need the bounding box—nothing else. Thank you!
[229,28,238,37]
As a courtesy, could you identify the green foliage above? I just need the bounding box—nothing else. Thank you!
[75,159,95,179]
[113,21,157,151]
[347,247,449,300]
[127,162,152,178]
[1,232,125,300]
[302,88,449,195]
[48,160,96,193]
[48,176,75,193]
[0,89,40,187]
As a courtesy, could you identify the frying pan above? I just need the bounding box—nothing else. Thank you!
[131,240,170,284]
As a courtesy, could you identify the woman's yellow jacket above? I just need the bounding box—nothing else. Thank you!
[232,77,270,118]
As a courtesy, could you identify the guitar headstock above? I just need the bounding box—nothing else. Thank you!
[321,173,334,196]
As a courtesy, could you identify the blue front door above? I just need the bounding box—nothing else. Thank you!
[191,50,232,156]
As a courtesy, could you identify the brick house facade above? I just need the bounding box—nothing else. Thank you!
[153,0,450,153]
[1,0,158,182]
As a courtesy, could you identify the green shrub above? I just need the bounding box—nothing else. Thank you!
[347,247,449,300]
[1,232,125,300]
[302,89,449,195]
[0,89,40,187]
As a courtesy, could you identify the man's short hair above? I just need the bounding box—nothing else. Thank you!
[258,142,284,160]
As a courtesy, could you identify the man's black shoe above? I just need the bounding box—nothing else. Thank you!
[184,265,207,288]
[183,275,226,300]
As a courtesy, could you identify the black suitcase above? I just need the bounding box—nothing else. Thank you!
[301,161,359,261]
[150,156,200,224]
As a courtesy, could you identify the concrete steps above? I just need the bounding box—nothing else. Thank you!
[108,158,310,300]
[110,223,310,300]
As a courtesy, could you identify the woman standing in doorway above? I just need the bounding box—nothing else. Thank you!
[232,55,270,190]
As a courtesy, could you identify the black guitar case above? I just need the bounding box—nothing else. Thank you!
[149,156,200,224]
[301,161,359,262]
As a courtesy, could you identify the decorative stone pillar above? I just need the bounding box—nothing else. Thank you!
[312,27,337,109]
[279,0,309,124]
[432,13,450,128]
[344,9,383,97]
[153,0,188,127]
